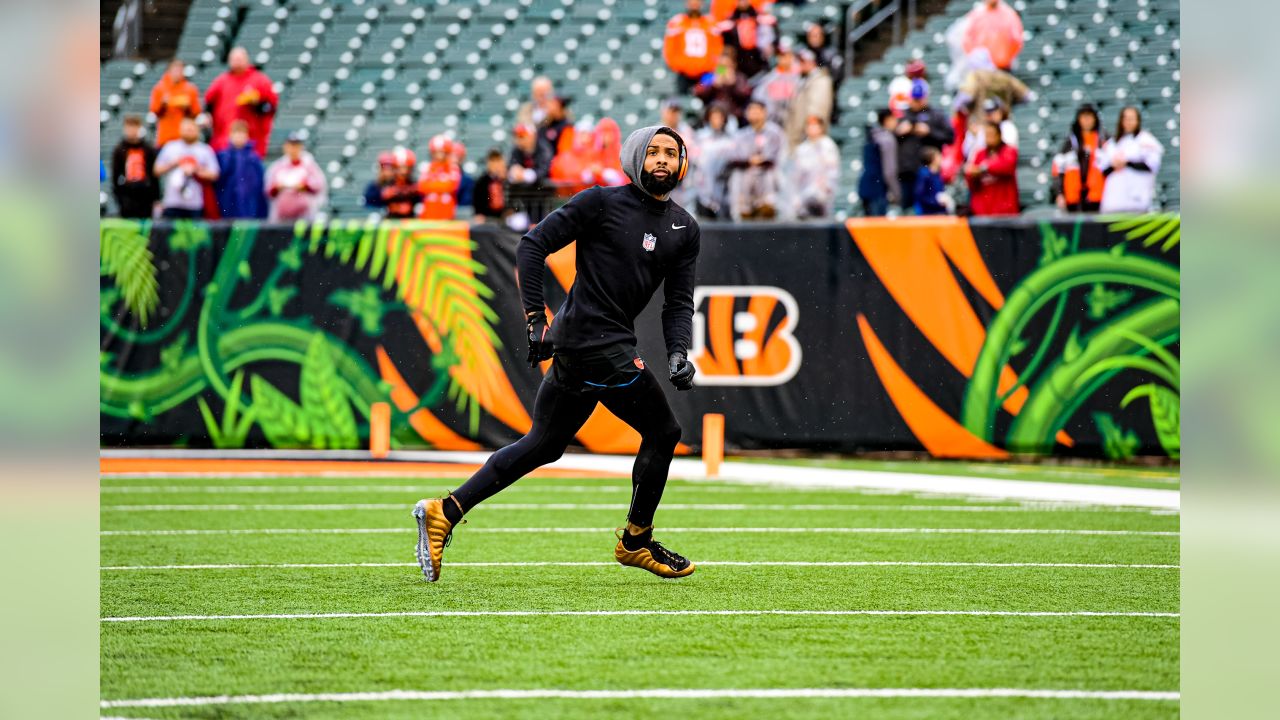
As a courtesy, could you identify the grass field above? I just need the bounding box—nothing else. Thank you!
[100,463,1179,719]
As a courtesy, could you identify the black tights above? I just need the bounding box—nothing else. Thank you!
[450,369,682,528]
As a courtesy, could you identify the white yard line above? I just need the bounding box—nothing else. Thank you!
[100,527,1180,537]
[101,609,1180,624]
[98,502,1174,513]
[100,687,1179,708]
[100,561,1180,571]
[99,449,1180,509]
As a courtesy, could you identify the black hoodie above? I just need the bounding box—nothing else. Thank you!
[516,126,700,356]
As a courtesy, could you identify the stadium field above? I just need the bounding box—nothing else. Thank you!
[100,465,1179,719]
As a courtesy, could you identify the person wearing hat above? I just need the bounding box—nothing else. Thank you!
[894,78,953,211]
[363,151,397,210]
[418,135,462,220]
[888,59,927,118]
[381,147,424,219]
[783,47,833,150]
[508,122,555,226]
[265,131,326,221]
[963,96,1019,164]
[414,126,702,582]
[751,40,799,127]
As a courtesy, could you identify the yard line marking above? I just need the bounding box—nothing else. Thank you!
[100,687,1180,708]
[101,609,1180,624]
[101,527,1181,537]
[98,502,1177,513]
[100,561,1181,571]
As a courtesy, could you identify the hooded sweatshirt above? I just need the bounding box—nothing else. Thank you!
[516,126,700,356]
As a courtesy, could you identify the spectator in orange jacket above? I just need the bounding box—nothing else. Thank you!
[664,0,725,95]
[965,123,1020,215]
[418,135,462,220]
[149,59,201,148]
[204,47,278,158]
[962,0,1024,71]
[1052,104,1106,212]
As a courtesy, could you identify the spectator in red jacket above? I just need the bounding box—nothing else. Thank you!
[204,47,278,158]
[965,122,1019,215]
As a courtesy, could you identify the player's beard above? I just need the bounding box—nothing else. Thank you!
[641,167,678,197]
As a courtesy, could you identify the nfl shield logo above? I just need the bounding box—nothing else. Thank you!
[642,233,656,252]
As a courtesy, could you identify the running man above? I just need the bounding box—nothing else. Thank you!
[414,126,700,581]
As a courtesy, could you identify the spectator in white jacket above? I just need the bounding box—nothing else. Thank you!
[265,132,327,221]
[788,116,840,219]
[1095,106,1164,213]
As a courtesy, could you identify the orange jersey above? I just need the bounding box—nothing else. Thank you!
[417,161,461,219]
[710,0,767,21]
[664,14,724,78]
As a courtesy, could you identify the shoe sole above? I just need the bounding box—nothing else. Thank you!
[615,544,696,579]
[412,500,436,582]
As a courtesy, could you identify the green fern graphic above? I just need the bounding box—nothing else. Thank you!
[100,220,160,328]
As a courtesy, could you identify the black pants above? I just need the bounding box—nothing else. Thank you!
[451,363,682,528]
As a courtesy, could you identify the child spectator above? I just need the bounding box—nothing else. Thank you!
[1096,106,1164,213]
[214,119,267,219]
[789,115,840,219]
[965,123,1020,216]
[858,108,900,216]
[418,135,462,220]
[363,152,397,210]
[153,117,219,219]
[472,148,510,223]
[110,114,159,219]
[382,147,423,219]
[265,132,326,221]
[914,147,952,215]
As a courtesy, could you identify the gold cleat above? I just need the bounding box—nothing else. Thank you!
[413,497,457,582]
[614,526,696,579]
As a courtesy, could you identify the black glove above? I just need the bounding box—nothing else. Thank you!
[525,311,553,367]
[668,351,695,391]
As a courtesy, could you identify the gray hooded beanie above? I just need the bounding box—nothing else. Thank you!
[619,125,686,190]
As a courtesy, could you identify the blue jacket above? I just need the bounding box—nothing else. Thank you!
[215,143,267,219]
[913,166,948,215]
[456,171,475,208]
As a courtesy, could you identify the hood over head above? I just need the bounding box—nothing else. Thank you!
[620,125,686,188]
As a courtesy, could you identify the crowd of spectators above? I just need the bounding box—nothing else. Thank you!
[107,0,1167,224]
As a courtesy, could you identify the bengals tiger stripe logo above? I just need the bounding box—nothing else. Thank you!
[688,286,802,386]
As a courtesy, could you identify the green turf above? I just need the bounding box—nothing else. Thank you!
[728,457,1181,490]
[100,472,1179,719]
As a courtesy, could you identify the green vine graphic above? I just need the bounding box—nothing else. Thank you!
[99,220,501,448]
[961,215,1180,456]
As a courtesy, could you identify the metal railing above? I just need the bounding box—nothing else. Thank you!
[844,0,918,77]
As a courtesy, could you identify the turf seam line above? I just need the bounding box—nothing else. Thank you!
[99,561,1182,571]
[99,688,1181,708]
[100,610,1181,623]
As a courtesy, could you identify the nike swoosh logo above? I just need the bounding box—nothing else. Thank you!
[671,224,687,230]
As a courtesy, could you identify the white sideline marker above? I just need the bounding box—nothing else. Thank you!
[101,609,1180,623]
[100,561,1180,571]
[101,527,1181,537]
[100,687,1179,708]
